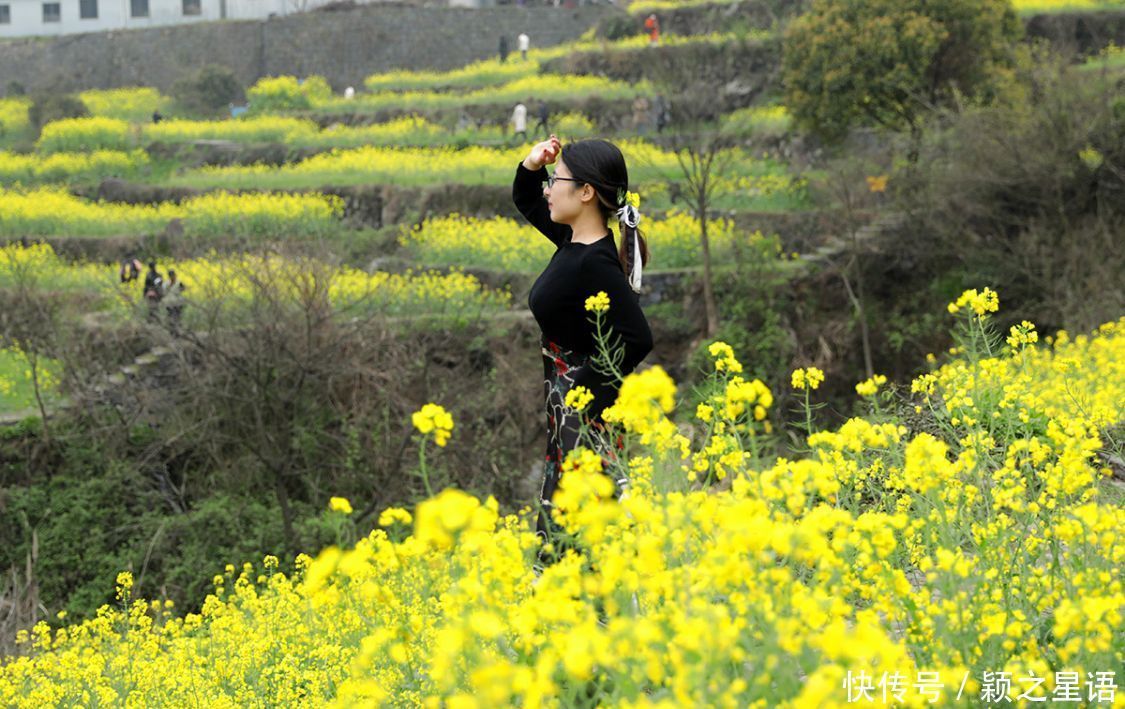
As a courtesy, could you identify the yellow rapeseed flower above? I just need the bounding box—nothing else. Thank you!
[1007,320,1039,353]
[855,374,887,397]
[791,366,825,390]
[584,291,610,313]
[378,507,413,527]
[564,385,594,411]
[412,403,455,447]
[707,341,744,374]
[329,497,353,515]
[947,287,999,316]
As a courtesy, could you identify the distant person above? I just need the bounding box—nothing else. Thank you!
[511,101,528,142]
[151,110,164,124]
[499,35,510,64]
[456,110,473,132]
[653,94,670,133]
[644,13,661,46]
[631,95,651,133]
[163,269,186,334]
[535,100,550,134]
[518,32,530,61]
[143,261,164,323]
[344,86,355,100]
[229,103,249,119]
[119,255,143,283]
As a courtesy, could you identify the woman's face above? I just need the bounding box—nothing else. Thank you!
[544,158,590,225]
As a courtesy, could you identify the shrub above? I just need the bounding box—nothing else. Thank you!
[35,117,133,153]
[246,75,332,112]
[27,94,89,133]
[171,64,242,115]
[782,0,1023,143]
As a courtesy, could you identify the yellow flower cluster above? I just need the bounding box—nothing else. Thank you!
[147,116,320,145]
[79,87,169,122]
[35,113,527,151]
[413,488,498,551]
[0,243,510,321]
[1007,320,1039,353]
[329,497,354,515]
[707,340,743,373]
[365,53,546,92]
[114,571,133,602]
[0,187,343,239]
[362,33,738,93]
[2,297,1122,707]
[1012,0,1114,12]
[719,375,773,422]
[866,175,889,193]
[713,172,809,210]
[412,403,455,447]
[583,291,610,313]
[855,373,887,397]
[0,345,60,414]
[947,287,999,316]
[601,365,686,456]
[399,210,758,273]
[0,97,32,138]
[563,385,594,412]
[0,243,126,319]
[551,448,619,545]
[246,75,332,111]
[720,104,790,137]
[0,149,148,185]
[36,117,134,153]
[377,507,412,527]
[328,74,648,114]
[791,366,825,390]
[170,140,772,193]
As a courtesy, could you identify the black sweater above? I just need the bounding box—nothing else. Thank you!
[513,161,655,419]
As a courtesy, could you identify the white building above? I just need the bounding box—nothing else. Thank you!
[0,0,352,38]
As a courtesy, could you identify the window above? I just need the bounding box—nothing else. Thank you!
[42,2,60,21]
[130,0,147,16]
[80,0,97,18]
[182,0,200,14]
[0,4,10,23]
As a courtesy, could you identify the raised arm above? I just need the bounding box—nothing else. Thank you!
[513,161,571,248]
[513,135,569,248]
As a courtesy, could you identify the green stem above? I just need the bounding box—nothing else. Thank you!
[418,440,434,497]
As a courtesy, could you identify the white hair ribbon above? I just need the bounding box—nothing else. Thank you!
[629,229,643,292]
[616,203,641,229]
[616,203,643,292]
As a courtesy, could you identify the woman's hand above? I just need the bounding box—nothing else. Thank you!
[523,134,561,171]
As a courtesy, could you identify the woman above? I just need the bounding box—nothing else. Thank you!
[512,133,654,570]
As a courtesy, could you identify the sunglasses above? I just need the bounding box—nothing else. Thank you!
[545,173,583,188]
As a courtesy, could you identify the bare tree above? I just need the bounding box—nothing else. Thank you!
[644,90,738,339]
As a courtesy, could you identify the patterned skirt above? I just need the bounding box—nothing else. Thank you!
[536,336,626,566]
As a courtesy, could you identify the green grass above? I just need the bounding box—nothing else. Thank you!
[0,347,61,416]
[1079,44,1125,72]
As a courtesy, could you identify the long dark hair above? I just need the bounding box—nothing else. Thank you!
[559,139,650,284]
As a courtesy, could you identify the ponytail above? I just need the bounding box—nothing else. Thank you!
[615,192,648,293]
[617,221,649,294]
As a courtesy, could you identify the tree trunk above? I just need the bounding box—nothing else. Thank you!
[699,213,719,338]
[26,351,52,446]
[273,471,297,553]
